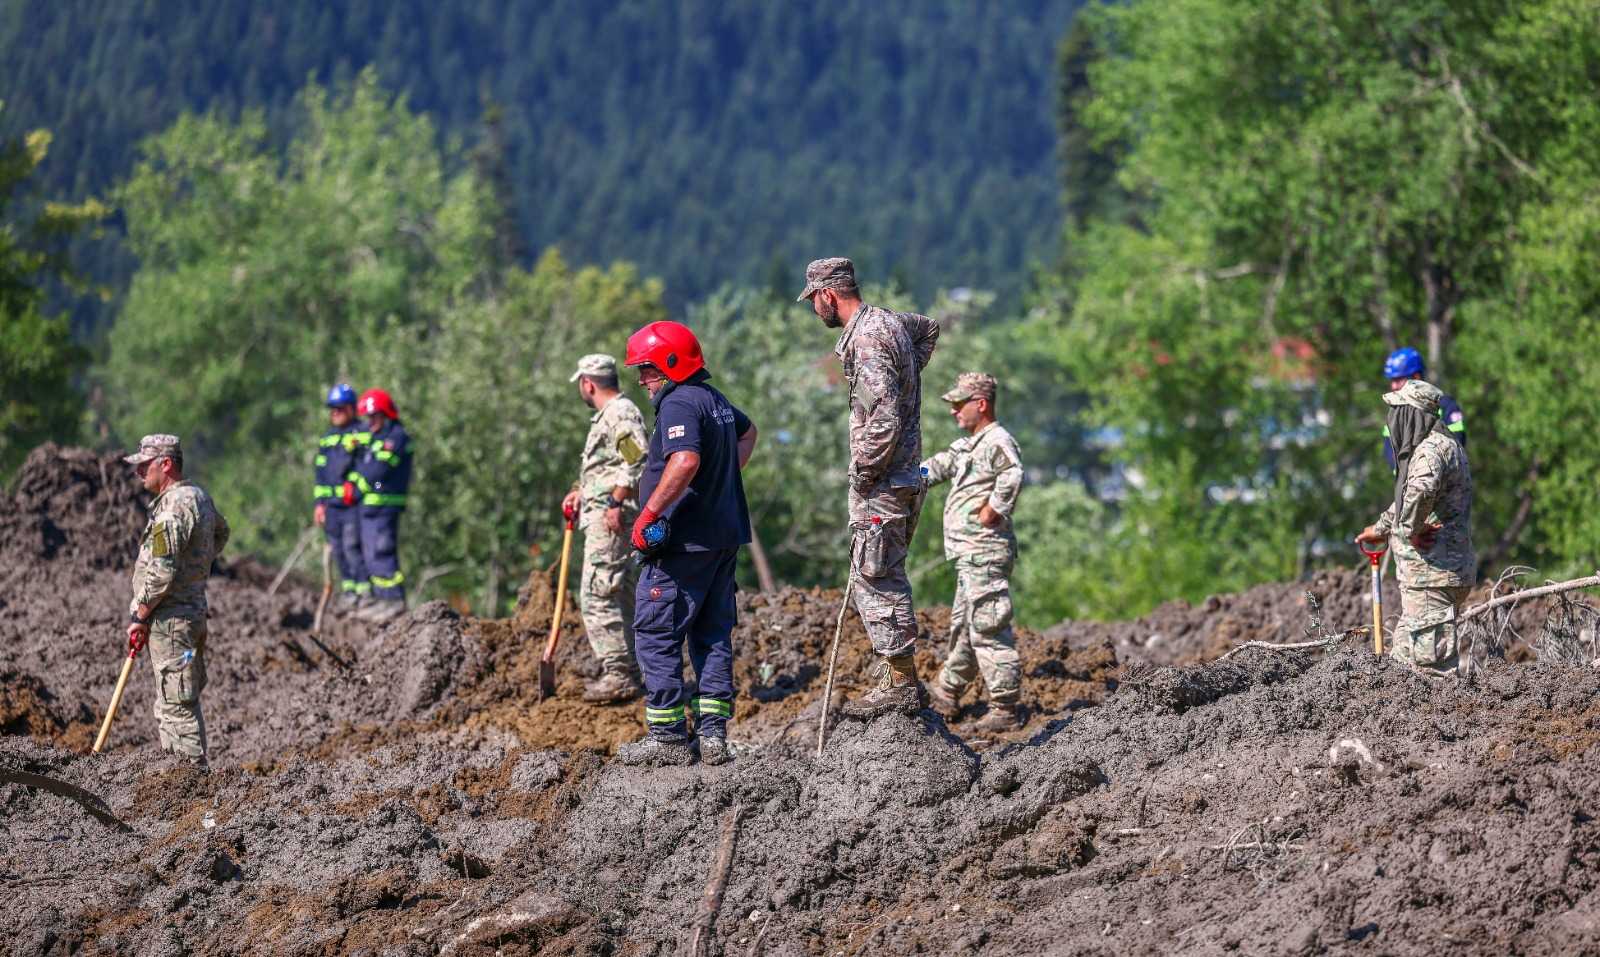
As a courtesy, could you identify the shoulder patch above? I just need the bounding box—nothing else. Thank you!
[667,424,686,440]
[151,522,170,558]
[617,434,644,465]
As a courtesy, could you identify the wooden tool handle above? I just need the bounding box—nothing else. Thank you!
[542,525,576,664]
[1370,566,1384,656]
[91,652,138,754]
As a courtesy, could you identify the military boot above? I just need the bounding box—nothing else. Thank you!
[971,699,1022,734]
[617,735,695,767]
[697,735,732,767]
[840,654,925,720]
[582,669,643,704]
[926,681,962,720]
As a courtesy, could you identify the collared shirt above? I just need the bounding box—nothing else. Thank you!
[576,394,648,527]
[921,421,1024,562]
[833,304,940,493]
[640,372,753,553]
[130,480,230,620]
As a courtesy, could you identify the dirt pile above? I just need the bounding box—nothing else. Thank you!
[4,444,1600,954]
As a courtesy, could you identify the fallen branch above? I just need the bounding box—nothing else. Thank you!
[1215,636,1344,661]
[1461,573,1600,622]
[0,769,131,832]
[684,802,743,957]
[267,526,319,596]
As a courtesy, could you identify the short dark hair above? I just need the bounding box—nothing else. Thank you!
[164,453,184,474]
[583,372,620,391]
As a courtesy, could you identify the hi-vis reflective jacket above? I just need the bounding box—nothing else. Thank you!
[314,422,371,505]
[354,420,412,508]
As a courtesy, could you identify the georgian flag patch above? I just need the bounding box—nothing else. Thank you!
[667,425,686,440]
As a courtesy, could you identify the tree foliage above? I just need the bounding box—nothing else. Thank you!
[1,0,1078,318]
[0,106,105,476]
[1039,0,1600,606]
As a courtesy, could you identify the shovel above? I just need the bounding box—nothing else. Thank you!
[538,511,577,700]
[92,639,143,754]
[312,543,334,634]
[1361,540,1388,655]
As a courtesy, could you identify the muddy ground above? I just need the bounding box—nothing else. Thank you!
[3,445,1599,955]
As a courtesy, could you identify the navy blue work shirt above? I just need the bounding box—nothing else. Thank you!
[639,371,753,552]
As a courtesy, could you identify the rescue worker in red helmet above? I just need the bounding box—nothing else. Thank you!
[350,388,412,623]
[618,320,759,767]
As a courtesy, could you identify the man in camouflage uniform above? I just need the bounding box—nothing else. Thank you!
[124,435,230,769]
[561,354,649,702]
[921,373,1026,732]
[1356,379,1476,678]
[798,257,939,718]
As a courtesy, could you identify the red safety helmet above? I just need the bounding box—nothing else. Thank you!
[625,320,705,383]
[358,388,399,420]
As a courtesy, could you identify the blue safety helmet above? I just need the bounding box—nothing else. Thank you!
[1382,347,1424,380]
[326,383,357,408]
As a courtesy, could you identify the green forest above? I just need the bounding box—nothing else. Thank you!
[3,0,1598,627]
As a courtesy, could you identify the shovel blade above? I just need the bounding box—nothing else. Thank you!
[538,658,557,700]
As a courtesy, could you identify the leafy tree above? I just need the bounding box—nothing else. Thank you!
[0,107,105,476]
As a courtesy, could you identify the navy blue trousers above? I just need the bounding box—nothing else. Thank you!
[633,547,738,739]
[359,505,405,601]
[323,505,369,595]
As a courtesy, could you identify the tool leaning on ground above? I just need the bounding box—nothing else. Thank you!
[538,503,578,699]
[91,630,145,754]
[1361,540,1387,655]
[312,543,334,634]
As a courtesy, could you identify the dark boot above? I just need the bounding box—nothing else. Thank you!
[841,655,925,720]
[583,669,643,704]
[971,699,1022,734]
[617,735,694,767]
[697,735,731,766]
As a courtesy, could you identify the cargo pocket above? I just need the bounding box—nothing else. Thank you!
[969,575,1014,635]
[633,564,680,636]
[853,518,907,580]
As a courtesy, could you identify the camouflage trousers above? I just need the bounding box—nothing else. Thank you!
[937,556,1021,704]
[147,615,208,759]
[579,521,639,676]
[847,484,925,658]
[1390,585,1471,679]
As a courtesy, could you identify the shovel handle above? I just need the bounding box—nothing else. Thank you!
[1359,540,1387,565]
[91,648,140,754]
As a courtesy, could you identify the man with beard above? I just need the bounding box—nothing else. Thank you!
[1356,379,1476,677]
[560,353,649,703]
[798,257,939,718]
[124,434,230,769]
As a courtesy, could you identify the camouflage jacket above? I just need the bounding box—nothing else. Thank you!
[834,305,940,493]
[921,422,1023,562]
[1374,431,1475,588]
[575,395,648,528]
[130,481,231,620]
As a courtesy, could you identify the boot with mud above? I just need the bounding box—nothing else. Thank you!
[926,681,962,720]
[697,735,731,766]
[617,734,695,767]
[582,668,643,704]
[841,654,925,720]
[971,698,1022,734]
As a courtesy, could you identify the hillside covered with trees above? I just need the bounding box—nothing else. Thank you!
[0,0,1078,317]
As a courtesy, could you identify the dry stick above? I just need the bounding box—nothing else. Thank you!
[817,580,854,759]
[745,913,772,957]
[685,802,743,957]
[267,526,319,596]
[0,769,131,832]
[1215,636,1342,662]
[1460,572,1600,623]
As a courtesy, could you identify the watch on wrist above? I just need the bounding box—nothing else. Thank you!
[608,494,628,509]
[130,611,150,626]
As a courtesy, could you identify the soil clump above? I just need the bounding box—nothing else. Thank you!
[3,445,1599,954]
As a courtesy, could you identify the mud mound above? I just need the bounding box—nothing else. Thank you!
[0,443,147,573]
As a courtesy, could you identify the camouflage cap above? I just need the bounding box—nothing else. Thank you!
[941,372,997,404]
[1382,378,1443,414]
[569,353,619,382]
[796,257,857,302]
[123,433,181,465]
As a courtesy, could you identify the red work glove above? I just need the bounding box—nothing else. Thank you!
[127,623,150,655]
[342,481,356,506]
[562,500,577,522]
[631,507,661,551]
